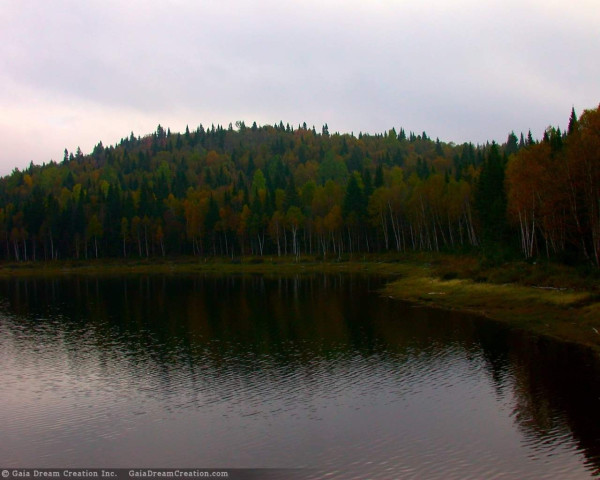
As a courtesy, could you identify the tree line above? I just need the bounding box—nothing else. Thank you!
[0,106,598,266]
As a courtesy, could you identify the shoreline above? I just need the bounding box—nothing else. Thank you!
[1,254,598,351]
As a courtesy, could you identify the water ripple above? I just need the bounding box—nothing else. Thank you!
[1,275,599,478]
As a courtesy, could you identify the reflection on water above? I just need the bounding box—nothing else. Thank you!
[0,274,599,478]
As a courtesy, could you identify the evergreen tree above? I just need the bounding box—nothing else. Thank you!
[347,147,363,172]
[204,195,220,235]
[505,132,519,156]
[568,107,579,135]
[475,142,507,246]
[374,164,384,188]
[527,130,534,145]
[342,173,366,221]
[416,158,430,179]
[283,175,299,211]
[362,169,373,198]
[63,171,75,189]
[340,137,349,155]
[435,138,444,156]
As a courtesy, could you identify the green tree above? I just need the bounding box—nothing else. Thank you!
[343,173,366,221]
[568,107,578,135]
[475,143,508,249]
[505,132,519,156]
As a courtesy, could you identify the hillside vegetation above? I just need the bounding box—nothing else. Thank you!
[0,106,598,268]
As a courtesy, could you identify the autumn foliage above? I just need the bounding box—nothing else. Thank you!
[506,106,600,265]
[0,107,598,266]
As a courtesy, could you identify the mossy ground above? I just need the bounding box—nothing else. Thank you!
[1,253,599,350]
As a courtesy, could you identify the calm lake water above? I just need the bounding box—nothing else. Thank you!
[1,274,599,479]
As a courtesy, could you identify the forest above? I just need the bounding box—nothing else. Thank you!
[0,105,598,266]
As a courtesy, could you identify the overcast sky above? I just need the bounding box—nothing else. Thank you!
[0,0,598,175]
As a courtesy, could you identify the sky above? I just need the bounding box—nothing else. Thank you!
[0,0,598,176]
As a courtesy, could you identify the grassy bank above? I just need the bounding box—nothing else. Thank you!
[383,265,600,350]
[1,253,599,349]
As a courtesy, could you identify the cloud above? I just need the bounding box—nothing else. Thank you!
[0,0,598,174]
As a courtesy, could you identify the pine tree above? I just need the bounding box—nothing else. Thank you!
[527,130,534,145]
[374,164,384,188]
[283,175,299,211]
[435,138,444,156]
[347,147,363,172]
[475,142,507,246]
[362,169,373,198]
[568,107,579,135]
[342,173,366,221]
[505,132,519,156]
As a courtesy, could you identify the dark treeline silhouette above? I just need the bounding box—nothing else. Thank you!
[0,106,598,266]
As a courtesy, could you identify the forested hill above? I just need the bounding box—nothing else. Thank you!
[0,106,599,266]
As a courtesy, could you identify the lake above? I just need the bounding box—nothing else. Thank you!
[0,274,599,479]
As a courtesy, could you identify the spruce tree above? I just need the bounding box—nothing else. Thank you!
[568,107,579,135]
[374,164,384,188]
[342,173,366,221]
[505,132,519,156]
[475,142,507,247]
